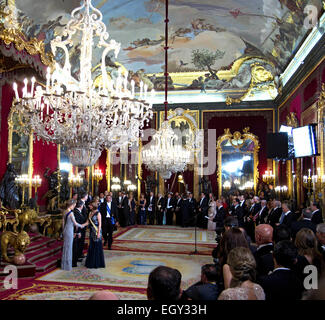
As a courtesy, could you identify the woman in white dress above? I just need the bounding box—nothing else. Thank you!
[219,247,265,300]
[207,195,217,231]
[61,199,88,271]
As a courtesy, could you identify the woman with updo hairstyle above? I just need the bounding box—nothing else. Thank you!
[218,247,265,300]
[293,228,325,282]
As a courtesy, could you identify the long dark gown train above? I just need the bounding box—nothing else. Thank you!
[85,211,105,269]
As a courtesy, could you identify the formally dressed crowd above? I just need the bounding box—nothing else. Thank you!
[59,187,325,300]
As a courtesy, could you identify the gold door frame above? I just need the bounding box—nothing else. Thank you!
[8,106,33,197]
[216,127,260,197]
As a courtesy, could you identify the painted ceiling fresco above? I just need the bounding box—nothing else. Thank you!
[1,0,324,103]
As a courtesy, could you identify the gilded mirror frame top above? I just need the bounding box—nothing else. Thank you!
[216,127,260,197]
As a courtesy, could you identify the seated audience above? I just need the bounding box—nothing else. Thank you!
[273,225,291,243]
[147,266,182,300]
[88,290,119,300]
[218,247,265,300]
[293,228,324,283]
[259,240,304,300]
[254,224,274,278]
[316,223,325,260]
[183,264,219,300]
[291,208,316,240]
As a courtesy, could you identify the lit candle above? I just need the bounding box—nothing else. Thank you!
[139,81,143,99]
[31,77,35,97]
[23,78,28,97]
[46,68,51,93]
[13,82,19,101]
[144,84,148,100]
[308,169,311,178]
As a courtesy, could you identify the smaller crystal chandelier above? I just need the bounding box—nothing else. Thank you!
[141,1,191,180]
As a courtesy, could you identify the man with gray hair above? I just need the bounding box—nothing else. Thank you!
[316,223,325,261]
[254,199,268,226]
[267,200,282,228]
[290,208,316,240]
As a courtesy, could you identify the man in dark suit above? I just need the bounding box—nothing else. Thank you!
[188,192,196,226]
[165,193,174,225]
[310,202,323,225]
[278,201,296,230]
[291,208,317,240]
[239,194,247,216]
[232,198,244,228]
[156,193,165,225]
[259,240,304,300]
[72,200,85,267]
[120,192,130,227]
[147,191,156,225]
[267,200,282,228]
[183,264,219,300]
[77,192,89,260]
[197,193,209,228]
[254,224,274,278]
[175,193,183,226]
[245,196,261,241]
[254,200,268,226]
[180,193,189,227]
[100,194,118,250]
[213,199,226,239]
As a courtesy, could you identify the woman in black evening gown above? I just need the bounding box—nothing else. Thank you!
[85,201,105,269]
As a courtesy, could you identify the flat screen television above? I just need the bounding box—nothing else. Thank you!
[279,125,295,159]
[292,124,318,158]
[266,133,288,159]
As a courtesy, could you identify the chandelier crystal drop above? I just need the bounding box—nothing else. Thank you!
[12,0,154,167]
[142,121,191,180]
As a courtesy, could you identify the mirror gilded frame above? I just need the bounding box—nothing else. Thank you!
[217,127,260,197]
[8,106,33,197]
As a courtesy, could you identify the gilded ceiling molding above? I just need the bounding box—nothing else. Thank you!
[0,4,55,70]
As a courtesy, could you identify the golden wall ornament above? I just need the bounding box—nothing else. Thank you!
[226,62,276,106]
[216,127,260,197]
[0,4,55,70]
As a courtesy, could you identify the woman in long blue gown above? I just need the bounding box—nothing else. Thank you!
[85,201,105,269]
[61,199,88,271]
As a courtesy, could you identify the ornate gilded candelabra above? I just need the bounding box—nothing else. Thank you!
[15,174,30,206]
[312,168,325,203]
[275,185,288,200]
[93,168,103,196]
[68,173,83,196]
[262,170,275,185]
[303,169,314,205]
[31,175,42,212]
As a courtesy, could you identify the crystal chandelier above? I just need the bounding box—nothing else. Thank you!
[141,0,191,180]
[12,0,154,167]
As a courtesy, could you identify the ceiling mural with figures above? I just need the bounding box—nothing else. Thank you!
[1,0,324,103]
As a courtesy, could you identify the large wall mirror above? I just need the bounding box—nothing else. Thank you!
[217,127,260,197]
[8,107,33,197]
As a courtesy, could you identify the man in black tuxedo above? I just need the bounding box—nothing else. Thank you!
[77,192,89,260]
[165,193,174,225]
[197,193,209,228]
[117,191,123,223]
[188,192,196,226]
[254,224,274,278]
[310,202,323,225]
[239,194,247,215]
[267,200,282,228]
[232,198,244,228]
[72,200,85,267]
[120,192,130,227]
[254,200,268,226]
[147,191,156,225]
[278,201,295,230]
[180,193,189,227]
[156,193,165,225]
[291,208,316,240]
[174,193,183,226]
[259,240,304,300]
[213,199,226,239]
[100,194,118,250]
[245,196,261,241]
